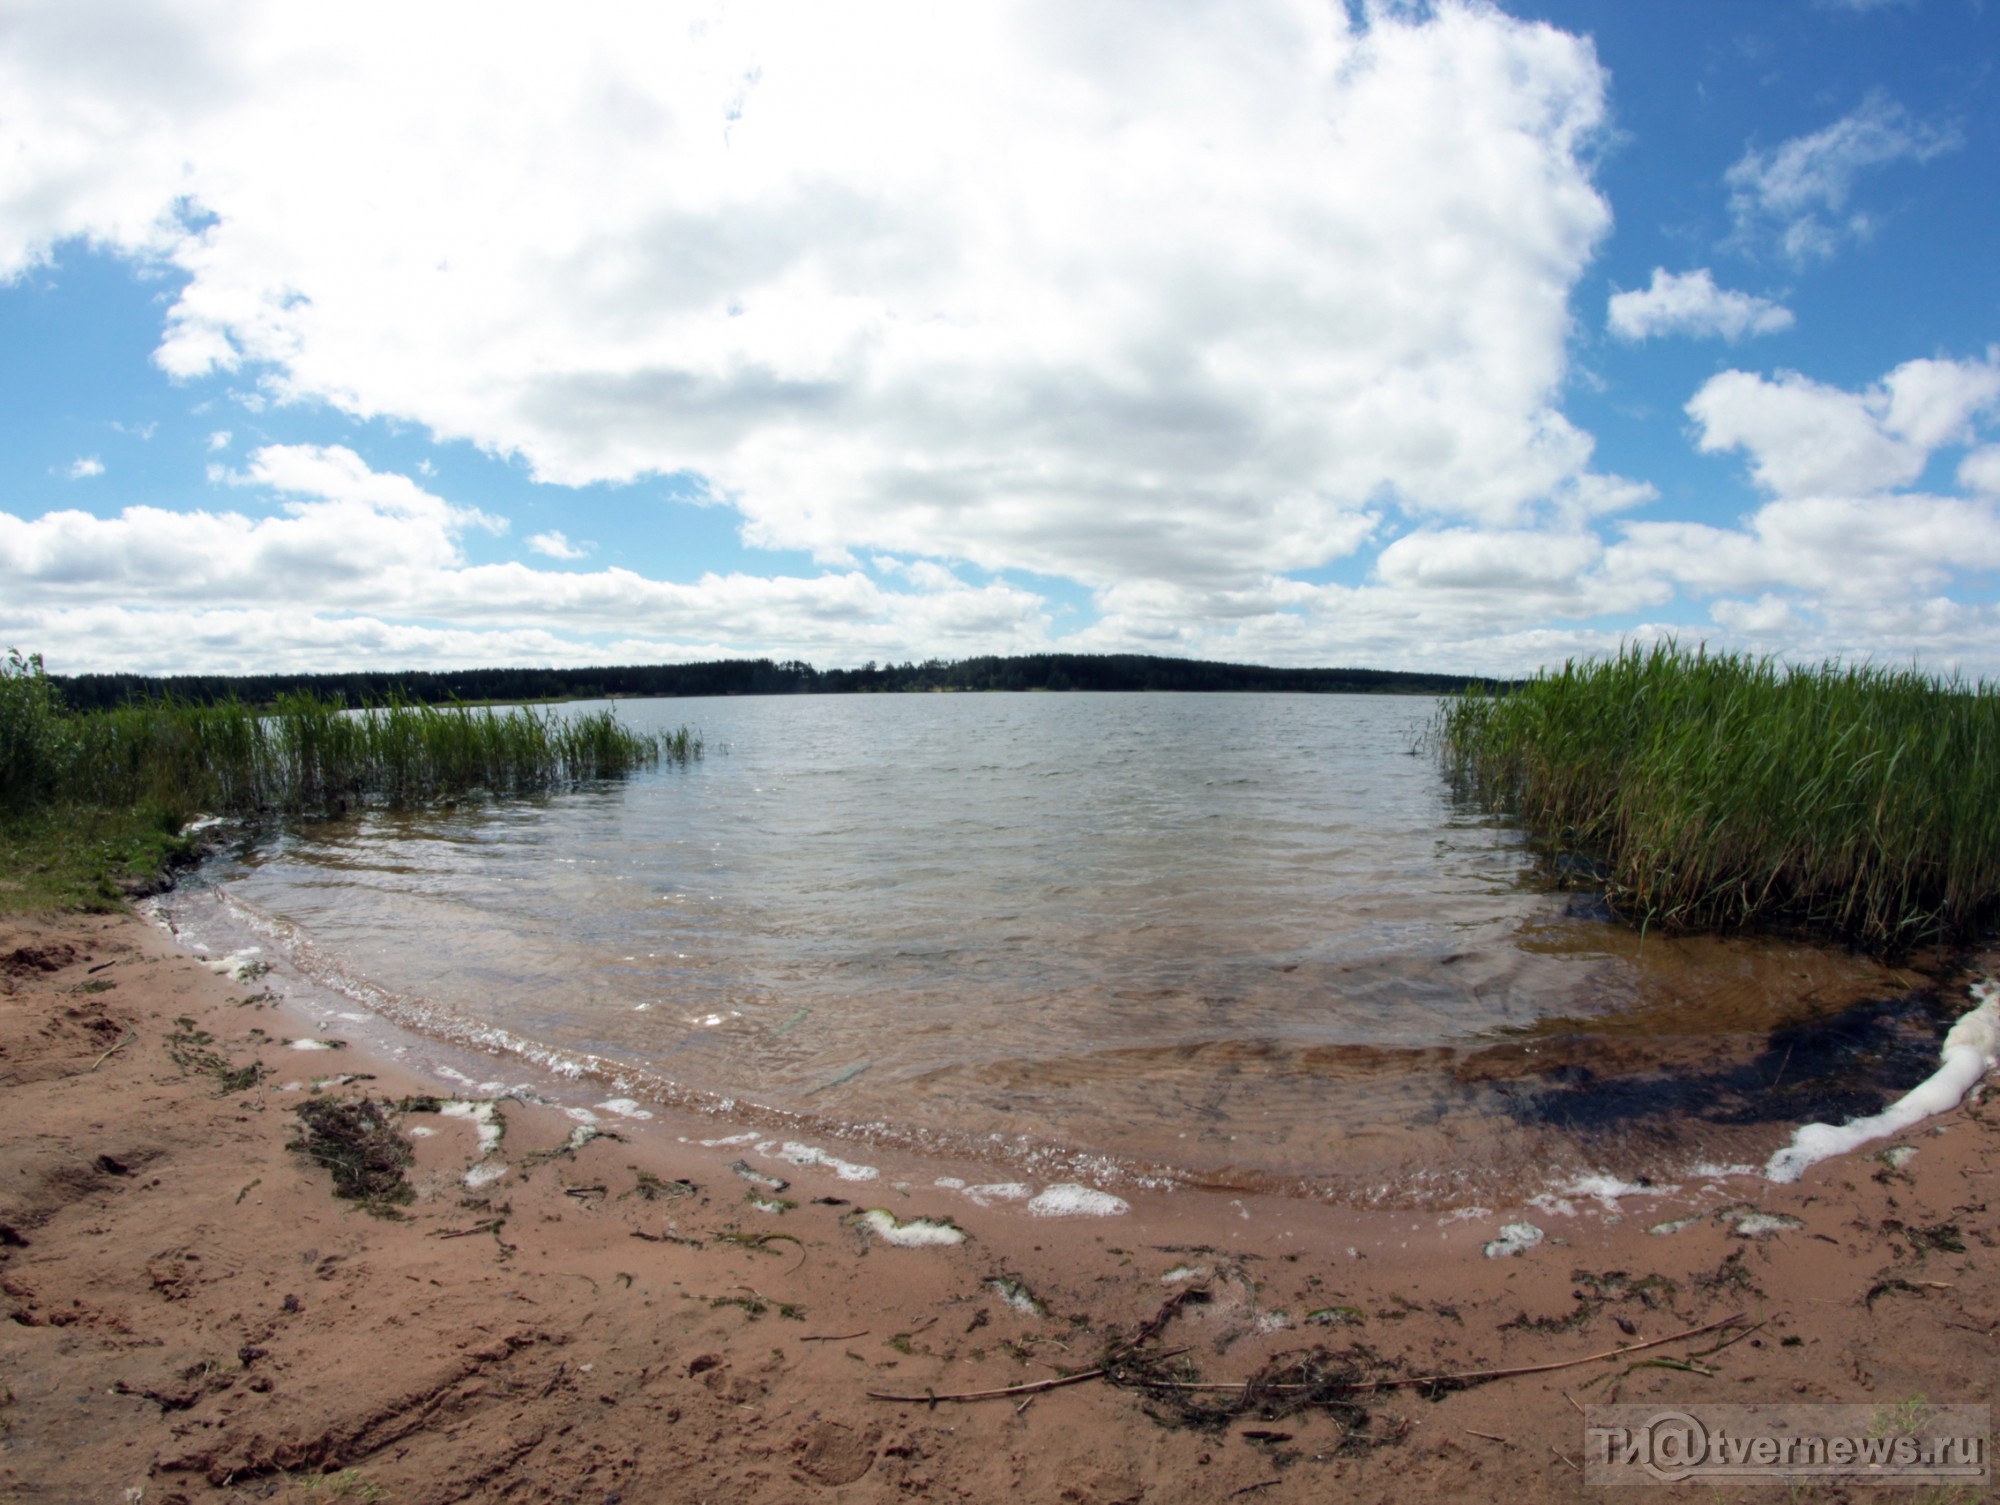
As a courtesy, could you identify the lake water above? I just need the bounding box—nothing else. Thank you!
[160,692,1933,1207]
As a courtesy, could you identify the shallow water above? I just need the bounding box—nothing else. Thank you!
[161,692,1933,1205]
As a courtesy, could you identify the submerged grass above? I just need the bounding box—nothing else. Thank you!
[2,648,702,902]
[1434,643,2000,953]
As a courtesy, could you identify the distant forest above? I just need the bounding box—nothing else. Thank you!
[51,653,1503,711]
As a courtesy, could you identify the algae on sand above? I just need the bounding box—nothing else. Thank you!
[292,1098,415,1209]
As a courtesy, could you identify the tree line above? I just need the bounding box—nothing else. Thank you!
[50,652,1503,710]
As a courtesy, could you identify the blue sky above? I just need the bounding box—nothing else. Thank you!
[2,0,1996,676]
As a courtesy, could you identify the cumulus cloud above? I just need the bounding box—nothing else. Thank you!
[1687,354,2000,498]
[1961,447,2000,495]
[0,0,1619,594]
[1727,93,1960,262]
[528,530,588,560]
[1606,268,1793,342]
[1564,352,2000,673]
[66,456,105,479]
[0,444,1057,671]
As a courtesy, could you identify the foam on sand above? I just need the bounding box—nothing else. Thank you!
[595,1098,654,1120]
[1026,1183,1129,1218]
[854,1209,967,1247]
[1481,1222,1544,1258]
[1766,977,2000,1183]
[776,1141,879,1182]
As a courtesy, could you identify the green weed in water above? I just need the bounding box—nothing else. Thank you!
[1434,642,2000,953]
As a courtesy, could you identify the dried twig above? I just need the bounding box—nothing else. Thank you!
[88,1032,135,1071]
[1464,1428,1511,1445]
[1224,1482,1280,1499]
[800,1330,870,1343]
[868,1314,1748,1409]
[433,1219,505,1240]
[1133,1312,1750,1397]
[1386,1312,1748,1391]
[867,1347,1192,1405]
[1690,1316,1770,1358]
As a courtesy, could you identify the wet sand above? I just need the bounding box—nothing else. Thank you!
[4,908,1997,1504]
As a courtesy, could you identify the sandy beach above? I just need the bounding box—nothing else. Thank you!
[4,906,1997,1504]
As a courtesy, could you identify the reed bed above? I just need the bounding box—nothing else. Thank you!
[3,650,699,820]
[1434,643,2000,953]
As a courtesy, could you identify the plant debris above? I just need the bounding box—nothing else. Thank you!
[291,1097,414,1210]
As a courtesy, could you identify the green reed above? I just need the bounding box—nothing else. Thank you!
[1434,642,2000,952]
[3,651,700,821]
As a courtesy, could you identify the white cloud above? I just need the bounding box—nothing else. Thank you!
[1580,352,2000,672]
[65,456,104,479]
[1960,447,2000,495]
[1726,93,1960,262]
[1687,354,2000,498]
[527,530,588,560]
[0,0,1618,592]
[207,429,231,451]
[0,444,1055,669]
[1606,268,1793,342]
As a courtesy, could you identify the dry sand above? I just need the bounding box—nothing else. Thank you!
[3,908,1996,1504]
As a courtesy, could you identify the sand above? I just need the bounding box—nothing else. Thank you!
[3,907,1996,1504]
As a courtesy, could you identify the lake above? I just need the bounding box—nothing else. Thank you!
[159,692,1929,1207]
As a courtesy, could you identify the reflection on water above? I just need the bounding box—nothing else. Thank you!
[164,692,1931,1204]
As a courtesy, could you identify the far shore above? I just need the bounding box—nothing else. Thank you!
[4,904,1998,1502]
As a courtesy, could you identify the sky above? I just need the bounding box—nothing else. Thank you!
[1,0,1996,678]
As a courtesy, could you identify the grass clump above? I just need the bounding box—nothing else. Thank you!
[1435,642,2000,953]
[1,647,701,905]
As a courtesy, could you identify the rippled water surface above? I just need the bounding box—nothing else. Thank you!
[165,693,1925,1203]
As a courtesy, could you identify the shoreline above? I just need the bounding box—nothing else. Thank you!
[4,907,1998,1502]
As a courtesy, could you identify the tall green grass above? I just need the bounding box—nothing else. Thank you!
[1435,643,2000,952]
[3,649,700,821]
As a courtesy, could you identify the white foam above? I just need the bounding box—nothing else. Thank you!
[962,1182,1031,1206]
[441,1099,505,1155]
[1482,1222,1544,1258]
[855,1209,966,1247]
[1646,1215,1702,1237]
[463,1161,509,1189]
[698,1132,759,1147]
[777,1142,879,1182]
[595,1098,654,1120]
[1766,977,2000,1183]
[933,1176,967,1190]
[289,1038,338,1051]
[408,1125,437,1139]
[1729,1211,1803,1237]
[1027,1184,1129,1218]
[1534,1173,1673,1217]
[563,1107,601,1125]
[206,949,267,982]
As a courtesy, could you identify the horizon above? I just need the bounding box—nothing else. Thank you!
[3,1,1997,679]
